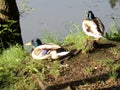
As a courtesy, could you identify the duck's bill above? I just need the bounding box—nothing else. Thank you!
[25,42,32,46]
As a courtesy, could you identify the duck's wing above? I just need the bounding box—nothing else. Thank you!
[82,19,98,34]
[35,44,61,50]
[94,17,105,35]
[32,48,51,60]
[32,52,51,60]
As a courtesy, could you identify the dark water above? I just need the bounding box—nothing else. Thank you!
[17,0,120,44]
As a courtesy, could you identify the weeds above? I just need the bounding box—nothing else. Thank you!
[0,45,62,89]
[64,23,87,51]
[98,58,120,80]
[85,66,94,75]
[0,45,26,89]
[0,45,26,68]
[0,21,120,89]
[42,32,63,45]
[108,48,120,59]
[105,21,120,41]
[48,61,61,77]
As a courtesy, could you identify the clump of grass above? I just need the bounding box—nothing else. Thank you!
[105,21,120,41]
[48,61,61,77]
[85,66,94,75]
[42,32,63,45]
[64,23,87,51]
[108,48,120,59]
[98,58,120,80]
[0,45,26,89]
[0,45,26,66]
[0,44,62,89]
[109,69,118,80]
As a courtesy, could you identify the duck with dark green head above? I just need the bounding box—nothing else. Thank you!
[25,38,70,60]
[82,10,105,41]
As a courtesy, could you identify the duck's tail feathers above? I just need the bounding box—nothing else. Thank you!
[57,51,70,56]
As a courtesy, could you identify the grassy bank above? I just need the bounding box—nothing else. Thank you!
[0,22,120,90]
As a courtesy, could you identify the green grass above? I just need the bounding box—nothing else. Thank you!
[42,32,63,45]
[98,58,120,80]
[85,66,94,75]
[0,45,62,89]
[41,23,88,51]
[0,45,25,66]
[0,45,26,89]
[108,48,120,59]
[1,21,120,89]
[64,23,88,51]
[49,61,61,77]
[105,21,120,41]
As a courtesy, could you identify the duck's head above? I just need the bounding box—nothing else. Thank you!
[31,38,42,48]
[25,38,42,48]
[85,10,95,20]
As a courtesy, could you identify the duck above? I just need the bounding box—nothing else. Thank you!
[25,38,70,60]
[82,10,105,41]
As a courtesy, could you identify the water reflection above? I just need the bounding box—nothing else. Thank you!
[108,0,120,8]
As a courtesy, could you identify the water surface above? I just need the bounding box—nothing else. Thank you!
[17,0,120,44]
